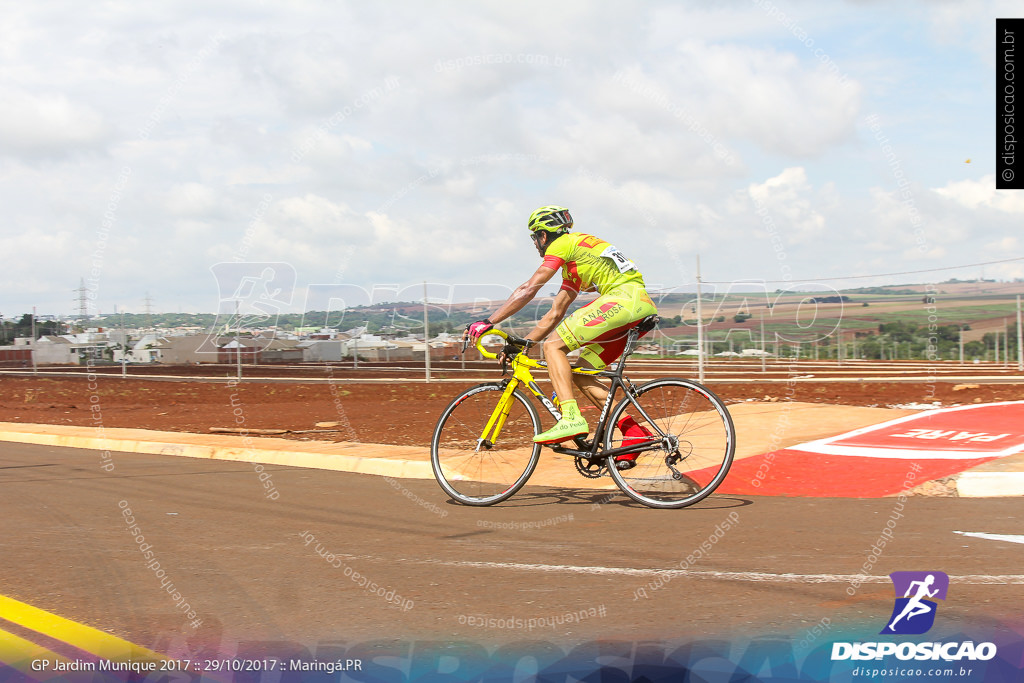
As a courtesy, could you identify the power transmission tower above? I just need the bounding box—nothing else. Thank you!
[143,292,154,328]
[74,278,90,320]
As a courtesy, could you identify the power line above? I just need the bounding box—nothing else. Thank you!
[693,256,1024,286]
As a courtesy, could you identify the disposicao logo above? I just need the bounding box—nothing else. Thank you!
[881,570,948,635]
[831,570,997,663]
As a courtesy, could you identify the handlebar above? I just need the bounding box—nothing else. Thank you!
[472,328,531,360]
[465,327,604,377]
[473,329,508,360]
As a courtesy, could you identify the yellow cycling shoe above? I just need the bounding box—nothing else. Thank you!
[534,400,589,444]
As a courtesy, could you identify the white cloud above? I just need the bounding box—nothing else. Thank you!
[748,167,825,242]
[926,1,1022,62]
[0,89,109,156]
[228,31,357,115]
[268,194,367,242]
[0,1,1018,314]
[164,183,219,217]
[613,42,863,159]
[935,175,1024,214]
[985,235,1018,252]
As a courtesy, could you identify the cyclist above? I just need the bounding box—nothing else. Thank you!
[466,205,658,462]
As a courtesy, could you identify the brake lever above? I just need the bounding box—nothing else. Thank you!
[499,342,520,376]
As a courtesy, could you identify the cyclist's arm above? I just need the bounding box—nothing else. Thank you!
[525,288,576,343]
[487,264,558,324]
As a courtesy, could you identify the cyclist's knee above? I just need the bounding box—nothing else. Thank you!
[543,336,566,355]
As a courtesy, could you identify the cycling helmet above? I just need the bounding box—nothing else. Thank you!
[527,205,573,234]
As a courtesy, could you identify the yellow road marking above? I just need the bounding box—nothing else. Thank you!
[0,594,166,662]
[0,627,71,678]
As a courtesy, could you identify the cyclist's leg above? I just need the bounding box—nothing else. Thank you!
[576,336,653,465]
[534,335,589,444]
[554,288,655,372]
[542,293,627,424]
[542,335,576,409]
[535,291,644,444]
[568,357,646,467]
[550,288,658,455]
[546,296,619,413]
[571,361,607,409]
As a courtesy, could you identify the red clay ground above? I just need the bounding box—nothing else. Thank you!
[1,374,1022,447]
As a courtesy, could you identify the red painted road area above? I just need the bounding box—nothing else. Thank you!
[718,402,1024,497]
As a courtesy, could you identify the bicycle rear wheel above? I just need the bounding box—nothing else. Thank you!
[605,378,735,508]
[431,383,542,506]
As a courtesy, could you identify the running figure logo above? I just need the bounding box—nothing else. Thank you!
[197,262,297,354]
[881,571,949,635]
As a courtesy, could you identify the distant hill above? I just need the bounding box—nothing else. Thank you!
[64,280,1022,339]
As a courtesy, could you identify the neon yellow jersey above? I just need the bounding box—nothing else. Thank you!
[541,233,646,295]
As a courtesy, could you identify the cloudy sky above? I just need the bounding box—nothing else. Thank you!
[1,0,1021,318]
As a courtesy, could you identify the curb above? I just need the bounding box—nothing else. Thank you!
[0,422,620,492]
[2,420,1021,497]
[0,423,434,480]
[954,472,1024,497]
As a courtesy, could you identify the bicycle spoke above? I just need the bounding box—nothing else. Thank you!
[607,379,734,508]
[431,385,540,505]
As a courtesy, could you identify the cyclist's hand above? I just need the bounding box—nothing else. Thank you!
[496,344,519,366]
[465,319,493,343]
[497,336,532,365]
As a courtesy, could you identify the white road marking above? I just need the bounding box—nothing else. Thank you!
[791,444,1008,460]
[413,559,1024,584]
[328,548,1024,584]
[796,400,1024,459]
[954,531,1024,546]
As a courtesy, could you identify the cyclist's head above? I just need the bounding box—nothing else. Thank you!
[527,205,572,256]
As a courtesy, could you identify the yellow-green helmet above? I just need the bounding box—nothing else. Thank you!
[527,205,573,234]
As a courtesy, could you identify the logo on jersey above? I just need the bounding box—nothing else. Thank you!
[581,302,622,327]
[880,571,949,635]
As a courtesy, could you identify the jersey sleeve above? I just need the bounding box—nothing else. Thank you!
[542,254,565,269]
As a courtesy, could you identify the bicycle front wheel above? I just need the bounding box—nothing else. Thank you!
[605,378,735,509]
[431,383,542,506]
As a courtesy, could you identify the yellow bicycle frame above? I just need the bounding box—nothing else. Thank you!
[474,329,602,446]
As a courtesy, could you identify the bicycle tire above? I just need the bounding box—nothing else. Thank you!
[431,383,542,506]
[604,378,735,509]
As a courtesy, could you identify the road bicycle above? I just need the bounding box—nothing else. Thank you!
[430,316,735,509]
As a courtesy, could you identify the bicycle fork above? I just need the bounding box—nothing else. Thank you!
[476,380,521,450]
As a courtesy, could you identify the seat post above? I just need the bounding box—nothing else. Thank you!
[616,328,641,375]
[617,315,659,373]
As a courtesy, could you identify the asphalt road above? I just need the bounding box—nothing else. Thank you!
[1,442,1022,664]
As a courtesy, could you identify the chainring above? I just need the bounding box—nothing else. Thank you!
[574,456,608,479]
